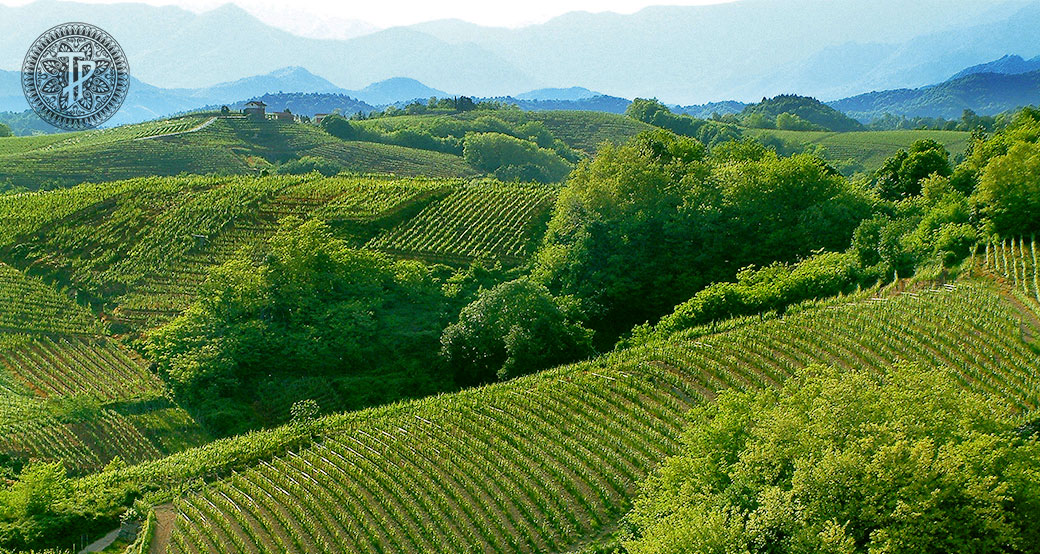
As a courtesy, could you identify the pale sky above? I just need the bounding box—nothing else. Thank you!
[0,0,740,36]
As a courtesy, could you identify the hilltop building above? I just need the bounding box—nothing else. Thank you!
[243,101,267,116]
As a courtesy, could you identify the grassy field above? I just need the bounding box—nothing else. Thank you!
[0,115,479,190]
[748,128,972,173]
[95,278,1039,553]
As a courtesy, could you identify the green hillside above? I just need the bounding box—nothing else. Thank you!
[1,102,1039,554]
[0,174,552,333]
[0,262,208,474]
[0,114,478,190]
[366,181,559,265]
[737,94,865,132]
[748,128,972,172]
[354,109,654,156]
[77,279,1037,553]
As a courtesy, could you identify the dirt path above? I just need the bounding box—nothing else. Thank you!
[149,504,176,554]
[80,527,121,553]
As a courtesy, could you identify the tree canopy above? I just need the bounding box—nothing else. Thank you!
[535,130,871,331]
[624,363,1040,554]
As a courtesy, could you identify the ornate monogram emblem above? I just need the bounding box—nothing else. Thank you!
[22,22,130,131]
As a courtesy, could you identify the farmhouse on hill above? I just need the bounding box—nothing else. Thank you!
[243,101,267,116]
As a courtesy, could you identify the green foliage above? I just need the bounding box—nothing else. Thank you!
[440,278,593,384]
[289,399,319,425]
[735,94,865,132]
[624,363,1040,554]
[872,139,953,200]
[652,252,868,337]
[625,98,743,146]
[146,217,452,435]
[463,132,573,182]
[0,462,77,550]
[0,123,11,138]
[775,111,825,131]
[275,155,343,176]
[977,140,1040,236]
[536,130,871,331]
[319,114,357,140]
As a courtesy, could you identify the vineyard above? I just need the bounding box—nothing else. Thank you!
[983,236,1040,306]
[0,175,550,331]
[0,263,102,335]
[0,116,478,190]
[0,333,209,472]
[0,335,160,400]
[146,281,1039,554]
[367,181,559,265]
[748,128,971,171]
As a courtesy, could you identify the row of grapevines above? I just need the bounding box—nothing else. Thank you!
[983,236,1040,305]
[159,282,1038,554]
[366,181,558,264]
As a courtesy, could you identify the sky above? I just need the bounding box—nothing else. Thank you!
[0,0,740,36]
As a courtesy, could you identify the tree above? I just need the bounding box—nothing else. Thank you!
[535,130,869,332]
[147,218,450,434]
[319,114,357,140]
[624,364,1040,554]
[440,278,593,385]
[0,123,11,138]
[978,140,1040,235]
[462,132,572,183]
[873,139,952,200]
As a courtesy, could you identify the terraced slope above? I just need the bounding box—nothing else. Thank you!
[367,181,559,265]
[0,115,478,190]
[0,263,103,334]
[154,281,1039,554]
[0,175,546,331]
[0,264,208,472]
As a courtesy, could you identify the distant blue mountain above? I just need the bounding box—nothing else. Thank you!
[354,77,448,105]
[949,54,1040,80]
[829,68,1040,121]
[481,94,632,114]
[0,68,453,132]
[516,87,602,101]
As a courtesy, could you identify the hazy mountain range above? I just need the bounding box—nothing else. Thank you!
[3,0,1040,104]
[0,67,450,126]
[6,48,1040,134]
[831,67,1040,122]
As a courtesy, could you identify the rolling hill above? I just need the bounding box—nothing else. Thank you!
[83,270,1039,554]
[0,113,478,190]
[0,171,563,476]
[0,261,209,474]
[749,128,971,173]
